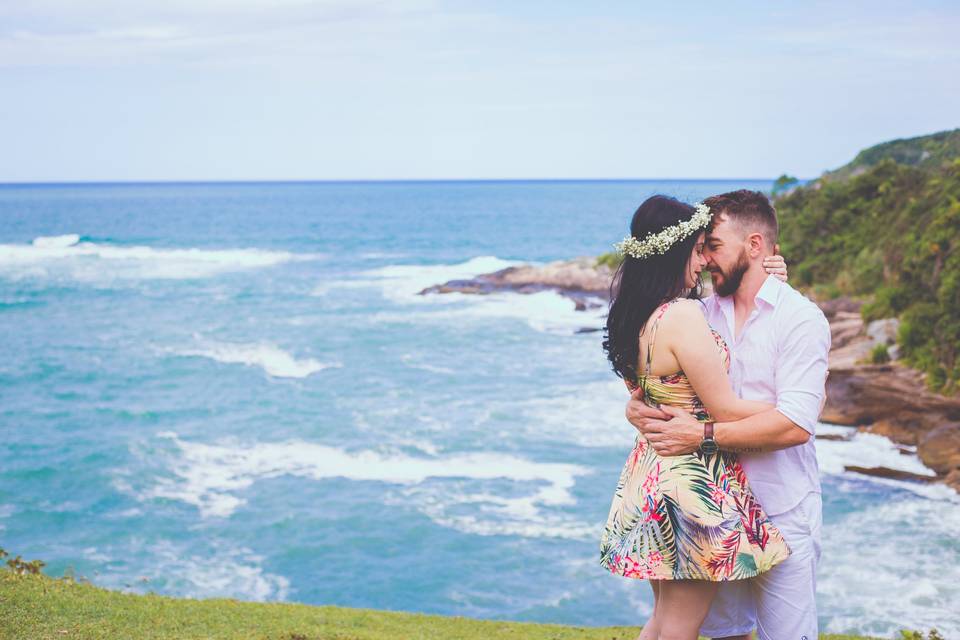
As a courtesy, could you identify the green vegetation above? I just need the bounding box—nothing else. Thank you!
[776,128,960,394]
[595,251,624,270]
[870,343,891,364]
[899,632,946,640]
[0,547,45,576]
[772,174,800,195]
[823,129,960,182]
[1,568,642,640]
[0,557,887,640]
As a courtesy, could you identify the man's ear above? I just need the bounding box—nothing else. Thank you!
[748,232,765,257]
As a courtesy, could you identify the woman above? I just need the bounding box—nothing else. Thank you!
[599,195,791,640]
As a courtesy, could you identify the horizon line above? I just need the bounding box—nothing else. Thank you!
[0,177,798,187]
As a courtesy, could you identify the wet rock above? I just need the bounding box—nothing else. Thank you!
[843,465,938,483]
[916,422,960,476]
[824,361,960,492]
[418,257,614,309]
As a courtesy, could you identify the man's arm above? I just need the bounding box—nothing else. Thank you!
[713,408,810,452]
[629,306,832,456]
[716,307,830,450]
[634,404,810,456]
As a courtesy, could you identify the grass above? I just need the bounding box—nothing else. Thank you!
[0,568,888,640]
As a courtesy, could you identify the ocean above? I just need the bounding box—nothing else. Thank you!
[1,180,957,638]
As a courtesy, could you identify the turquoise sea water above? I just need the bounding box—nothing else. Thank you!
[1,181,957,637]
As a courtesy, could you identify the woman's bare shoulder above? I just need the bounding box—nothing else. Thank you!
[662,298,707,321]
[659,299,710,334]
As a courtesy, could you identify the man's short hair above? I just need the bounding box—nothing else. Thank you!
[703,189,779,249]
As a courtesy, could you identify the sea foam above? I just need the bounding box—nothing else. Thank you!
[818,480,960,637]
[88,538,290,602]
[359,255,525,302]
[31,233,81,248]
[0,235,322,281]
[816,423,937,478]
[167,336,340,379]
[138,432,595,539]
[370,283,606,336]
[314,255,606,335]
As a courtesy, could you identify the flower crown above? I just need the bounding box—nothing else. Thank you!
[613,202,712,260]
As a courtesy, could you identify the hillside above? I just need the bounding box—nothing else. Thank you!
[822,128,960,181]
[776,128,960,393]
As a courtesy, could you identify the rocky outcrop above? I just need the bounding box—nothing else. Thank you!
[814,298,960,491]
[422,257,960,492]
[418,257,615,310]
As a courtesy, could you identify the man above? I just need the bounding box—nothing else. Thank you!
[626,189,831,640]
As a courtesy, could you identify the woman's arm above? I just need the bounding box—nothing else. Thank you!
[661,301,774,421]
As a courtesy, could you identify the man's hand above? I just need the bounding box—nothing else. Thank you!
[632,403,703,457]
[625,386,671,430]
[626,387,701,456]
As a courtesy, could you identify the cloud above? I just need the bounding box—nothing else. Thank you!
[3,2,956,73]
[0,2,957,181]
[755,11,959,61]
[0,0,446,67]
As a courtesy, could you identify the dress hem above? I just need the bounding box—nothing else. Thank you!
[600,550,792,583]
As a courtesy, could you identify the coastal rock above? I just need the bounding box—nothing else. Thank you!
[866,317,899,346]
[843,465,939,484]
[916,422,960,475]
[816,296,864,318]
[826,311,869,352]
[418,257,615,308]
[817,298,960,491]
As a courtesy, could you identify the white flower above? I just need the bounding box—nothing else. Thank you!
[613,203,712,259]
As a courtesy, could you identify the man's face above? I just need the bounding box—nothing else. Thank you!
[703,213,750,297]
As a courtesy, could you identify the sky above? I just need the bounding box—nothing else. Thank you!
[1,1,958,182]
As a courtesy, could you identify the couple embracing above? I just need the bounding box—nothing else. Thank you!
[599,190,831,640]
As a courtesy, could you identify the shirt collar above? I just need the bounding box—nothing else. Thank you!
[715,273,782,309]
[755,273,782,308]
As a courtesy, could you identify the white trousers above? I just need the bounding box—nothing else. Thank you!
[699,492,822,640]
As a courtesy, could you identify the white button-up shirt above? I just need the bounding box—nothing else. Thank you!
[700,273,832,515]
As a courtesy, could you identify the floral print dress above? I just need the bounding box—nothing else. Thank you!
[599,298,791,581]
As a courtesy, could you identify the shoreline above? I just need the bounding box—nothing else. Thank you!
[419,257,960,493]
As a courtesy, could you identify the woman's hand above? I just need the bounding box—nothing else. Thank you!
[763,252,788,282]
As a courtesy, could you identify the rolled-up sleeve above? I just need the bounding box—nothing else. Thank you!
[775,307,831,434]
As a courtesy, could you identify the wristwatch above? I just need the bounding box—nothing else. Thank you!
[699,421,719,455]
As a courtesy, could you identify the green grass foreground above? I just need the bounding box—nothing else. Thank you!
[0,569,884,640]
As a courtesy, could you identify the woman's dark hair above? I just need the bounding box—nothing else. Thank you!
[602,195,704,383]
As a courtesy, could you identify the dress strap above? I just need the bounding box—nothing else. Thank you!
[644,297,681,378]
[638,298,679,402]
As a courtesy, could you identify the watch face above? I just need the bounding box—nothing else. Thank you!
[699,438,718,455]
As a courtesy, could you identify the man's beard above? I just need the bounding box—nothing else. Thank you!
[711,249,750,297]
